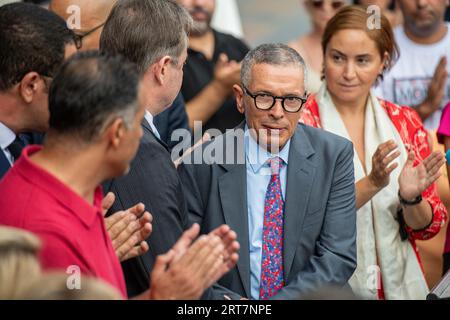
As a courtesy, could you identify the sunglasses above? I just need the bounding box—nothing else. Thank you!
[310,0,345,10]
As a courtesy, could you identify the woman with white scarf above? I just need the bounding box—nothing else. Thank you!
[300,5,447,299]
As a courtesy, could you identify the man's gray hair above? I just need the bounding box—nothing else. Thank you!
[100,0,192,74]
[241,43,307,88]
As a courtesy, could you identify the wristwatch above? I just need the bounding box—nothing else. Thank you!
[398,190,422,206]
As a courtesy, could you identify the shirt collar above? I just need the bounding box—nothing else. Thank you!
[144,110,161,139]
[144,110,154,126]
[245,125,290,174]
[0,122,16,150]
[13,145,103,228]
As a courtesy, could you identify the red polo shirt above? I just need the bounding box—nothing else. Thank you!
[0,146,127,298]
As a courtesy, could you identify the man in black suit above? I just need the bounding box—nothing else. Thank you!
[100,0,239,298]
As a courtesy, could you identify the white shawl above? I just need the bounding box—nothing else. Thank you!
[316,85,429,300]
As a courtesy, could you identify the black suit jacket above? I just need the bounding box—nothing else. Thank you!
[103,120,188,297]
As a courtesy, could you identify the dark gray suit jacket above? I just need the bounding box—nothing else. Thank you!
[178,122,357,299]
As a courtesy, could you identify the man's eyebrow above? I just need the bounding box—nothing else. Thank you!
[253,89,304,97]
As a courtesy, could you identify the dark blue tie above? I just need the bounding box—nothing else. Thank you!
[7,136,25,161]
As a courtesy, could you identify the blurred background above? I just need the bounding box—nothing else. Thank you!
[0,0,310,47]
[237,0,310,46]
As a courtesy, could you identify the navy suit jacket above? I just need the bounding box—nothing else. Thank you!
[0,132,44,180]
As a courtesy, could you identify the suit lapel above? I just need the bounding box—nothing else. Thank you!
[142,120,169,152]
[283,125,317,277]
[218,129,251,297]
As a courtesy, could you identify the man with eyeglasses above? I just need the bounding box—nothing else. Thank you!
[49,0,113,51]
[50,0,191,149]
[178,43,357,300]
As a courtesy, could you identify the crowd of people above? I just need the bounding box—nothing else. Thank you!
[0,0,449,300]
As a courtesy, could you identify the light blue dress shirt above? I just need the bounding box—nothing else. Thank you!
[245,126,290,300]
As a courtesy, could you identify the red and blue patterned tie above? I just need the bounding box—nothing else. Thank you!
[259,156,285,299]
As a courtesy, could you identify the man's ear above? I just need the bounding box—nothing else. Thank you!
[153,56,172,85]
[19,72,41,104]
[233,84,245,114]
[106,118,126,149]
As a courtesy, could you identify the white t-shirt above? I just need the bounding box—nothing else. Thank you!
[374,23,450,130]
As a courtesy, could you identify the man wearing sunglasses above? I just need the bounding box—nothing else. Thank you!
[179,44,357,300]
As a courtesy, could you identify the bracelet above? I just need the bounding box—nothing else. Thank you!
[398,190,422,206]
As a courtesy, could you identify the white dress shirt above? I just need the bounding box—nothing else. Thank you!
[144,111,161,140]
[0,122,16,165]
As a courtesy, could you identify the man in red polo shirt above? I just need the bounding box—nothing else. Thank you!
[0,51,239,299]
[0,2,152,264]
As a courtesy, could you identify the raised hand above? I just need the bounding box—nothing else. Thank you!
[368,140,401,189]
[214,53,241,95]
[148,223,240,300]
[419,56,448,120]
[149,224,224,300]
[207,224,240,286]
[102,192,153,261]
[398,151,445,200]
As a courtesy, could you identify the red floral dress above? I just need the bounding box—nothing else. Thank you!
[300,95,448,297]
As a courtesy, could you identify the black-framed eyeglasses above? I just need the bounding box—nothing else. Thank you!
[73,22,105,49]
[242,85,308,113]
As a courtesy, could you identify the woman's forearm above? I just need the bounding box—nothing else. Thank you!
[355,176,382,210]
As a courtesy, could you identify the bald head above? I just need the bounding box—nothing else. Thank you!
[50,0,116,50]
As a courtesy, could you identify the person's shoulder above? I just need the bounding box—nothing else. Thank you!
[137,129,170,155]
[180,126,245,168]
[0,170,42,226]
[298,123,352,149]
[378,98,423,129]
[214,29,245,43]
[393,24,408,43]
[214,29,249,52]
